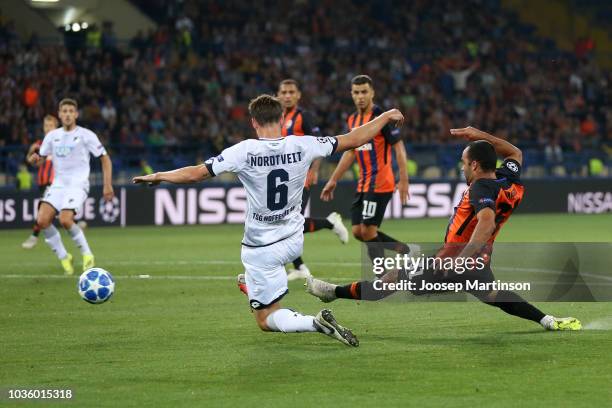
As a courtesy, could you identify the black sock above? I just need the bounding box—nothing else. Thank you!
[303,218,333,233]
[335,282,361,299]
[335,280,395,301]
[366,236,385,263]
[377,231,410,253]
[477,290,545,323]
[292,256,304,269]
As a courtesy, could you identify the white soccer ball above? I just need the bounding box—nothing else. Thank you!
[78,268,115,304]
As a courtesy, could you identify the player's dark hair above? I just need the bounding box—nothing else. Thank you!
[466,140,497,171]
[58,98,78,109]
[248,94,283,126]
[351,75,374,88]
[279,79,300,91]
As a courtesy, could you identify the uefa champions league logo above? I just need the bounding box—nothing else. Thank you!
[99,196,120,223]
[507,161,519,173]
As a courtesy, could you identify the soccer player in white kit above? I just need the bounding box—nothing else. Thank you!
[133,95,404,346]
[28,98,114,275]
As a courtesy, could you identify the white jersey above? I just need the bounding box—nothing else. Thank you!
[205,135,338,247]
[39,126,107,191]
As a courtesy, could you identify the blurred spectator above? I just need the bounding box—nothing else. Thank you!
[140,159,153,175]
[16,164,32,190]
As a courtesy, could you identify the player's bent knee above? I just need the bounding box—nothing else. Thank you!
[37,218,51,229]
[252,302,280,331]
[361,226,378,241]
[254,312,272,331]
[59,213,75,229]
[59,218,73,229]
[352,226,363,241]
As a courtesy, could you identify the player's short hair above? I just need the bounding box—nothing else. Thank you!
[248,94,283,126]
[279,79,300,91]
[351,75,374,88]
[58,98,78,109]
[466,140,497,171]
[43,114,58,124]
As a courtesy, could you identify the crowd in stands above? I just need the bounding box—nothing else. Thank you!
[0,0,610,181]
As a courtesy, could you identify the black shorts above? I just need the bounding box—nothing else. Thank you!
[300,187,310,216]
[39,185,50,195]
[351,192,392,227]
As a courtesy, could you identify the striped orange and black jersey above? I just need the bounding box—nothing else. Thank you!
[444,158,524,248]
[33,140,54,186]
[281,107,321,137]
[347,105,402,193]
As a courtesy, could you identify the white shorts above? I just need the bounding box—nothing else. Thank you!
[42,185,88,213]
[241,233,303,309]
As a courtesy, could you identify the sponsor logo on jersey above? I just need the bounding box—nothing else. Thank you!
[54,145,74,157]
[355,142,373,151]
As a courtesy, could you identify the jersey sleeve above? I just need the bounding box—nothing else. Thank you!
[301,111,322,137]
[381,123,402,145]
[469,180,498,214]
[371,106,401,145]
[299,136,338,160]
[39,134,52,156]
[83,130,107,157]
[495,158,521,183]
[204,142,246,177]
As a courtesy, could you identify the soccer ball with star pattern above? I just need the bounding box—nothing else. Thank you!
[78,268,115,304]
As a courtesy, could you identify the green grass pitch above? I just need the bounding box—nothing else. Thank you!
[1,214,611,407]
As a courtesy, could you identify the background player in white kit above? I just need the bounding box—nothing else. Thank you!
[133,95,403,346]
[28,98,114,275]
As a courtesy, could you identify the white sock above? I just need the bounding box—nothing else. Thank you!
[68,224,92,255]
[540,315,554,328]
[265,309,318,333]
[43,225,68,260]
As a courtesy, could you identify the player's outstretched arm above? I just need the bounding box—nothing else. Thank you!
[335,109,404,153]
[132,164,211,186]
[100,154,114,201]
[320,151,355,201]
[450,127,522,165]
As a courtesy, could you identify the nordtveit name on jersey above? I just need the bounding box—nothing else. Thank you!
[248,151,303,167]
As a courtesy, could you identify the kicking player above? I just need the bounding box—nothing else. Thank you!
[321,75,410,263]
[133,94,405,346]
[28,98,114,274]
[22,115,59,249]
[278,79,349,280]
[308,127,581,331]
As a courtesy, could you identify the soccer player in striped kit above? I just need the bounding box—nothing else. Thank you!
[321,75,411,263]
[22,115,59,249]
